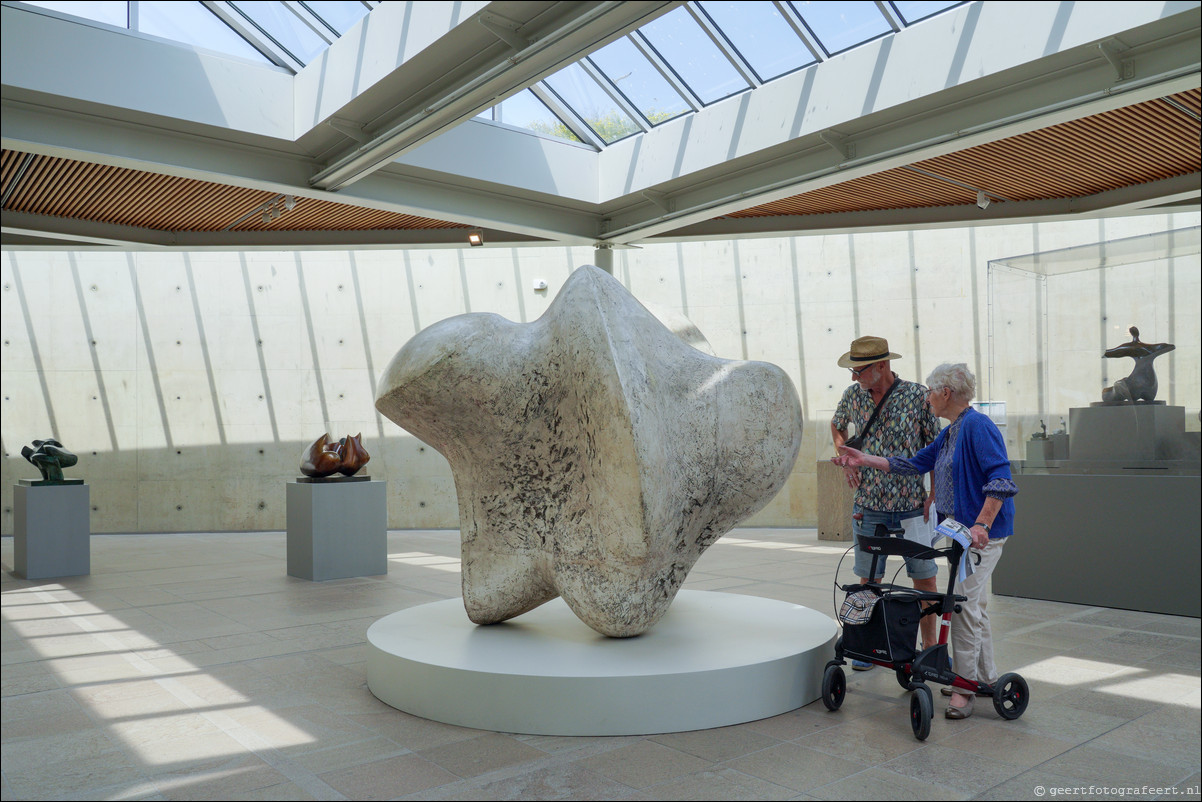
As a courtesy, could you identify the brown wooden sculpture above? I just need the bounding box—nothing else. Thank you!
[300,433,370,478]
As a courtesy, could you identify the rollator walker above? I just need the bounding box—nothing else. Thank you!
[821,525,1030,739]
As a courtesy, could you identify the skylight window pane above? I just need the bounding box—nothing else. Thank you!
[485,90,581,143]
[231,1,327,64]
[790,0,892,56]
[22,1,126,27]
[587,37,688,126]
[697,0,816,82]
[543,63,640,144]
[139,1,272,64]
[636,6,749,105]
[891,0,963,25]
[301,1,370,35]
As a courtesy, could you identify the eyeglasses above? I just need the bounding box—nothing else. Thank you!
[850,365,875,377]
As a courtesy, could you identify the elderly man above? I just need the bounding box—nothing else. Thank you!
[831,335,940,668]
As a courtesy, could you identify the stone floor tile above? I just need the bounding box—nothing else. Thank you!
[632,767,796,801]
[577,740,712,789]
[418,732,550,779]
[1037,744,1197,788]
[720,741,869,793]
[649,723,782,762]
[879,743,1026,796]
[807,766,968,800]
[317,752,460,799]
[794,712,929,765]
[936,718,1076,766]
[450,761,639,801]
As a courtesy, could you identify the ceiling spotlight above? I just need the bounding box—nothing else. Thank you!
[976,190,991,210]
[283,195,296,211]
[467,229,484,247]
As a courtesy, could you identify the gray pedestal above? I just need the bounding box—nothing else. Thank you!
[14,482,91,579]
[993,474,1200,617]
[286,479,387,581]
[1070,404,1187,462]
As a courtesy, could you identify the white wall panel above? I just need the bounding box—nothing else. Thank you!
[3,212,1198,534]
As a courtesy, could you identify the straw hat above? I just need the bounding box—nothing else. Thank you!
[836,335,901,369]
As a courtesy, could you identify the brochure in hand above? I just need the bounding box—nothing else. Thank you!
[934,517,975,582]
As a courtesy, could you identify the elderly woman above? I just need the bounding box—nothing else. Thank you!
[833,363,1017,720]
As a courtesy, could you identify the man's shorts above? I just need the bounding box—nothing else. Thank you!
[851,505,938,580]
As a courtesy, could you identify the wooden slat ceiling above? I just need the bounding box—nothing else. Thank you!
[1,89,1198,237]
[724,89,1202,219]
[0,150,470,233]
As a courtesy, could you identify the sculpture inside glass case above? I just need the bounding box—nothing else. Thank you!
[21,438,79,484]
[1101,326,1175,405]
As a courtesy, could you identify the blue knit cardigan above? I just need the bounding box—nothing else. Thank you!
[890,407,1017,539]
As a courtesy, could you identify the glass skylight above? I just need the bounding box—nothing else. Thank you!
[10,1,375,70]
[139,1,271,64]
[892,0,964,24]
[696,0,817,83]
[789,0,892,56]
[469,0,967,151]
[587,36,690,126]
[636,6,750,105]
[231,1,329,64]
[544,63,642,144]
[301,0,370,34]
[478,90,582,144]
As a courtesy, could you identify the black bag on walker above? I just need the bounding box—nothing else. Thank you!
[840,593,921,664]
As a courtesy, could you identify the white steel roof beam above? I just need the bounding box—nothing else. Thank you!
[308,1,682,192]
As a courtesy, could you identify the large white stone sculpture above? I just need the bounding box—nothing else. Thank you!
[375,265,802,637]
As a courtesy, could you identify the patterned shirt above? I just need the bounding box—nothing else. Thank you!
[832,375,940,512]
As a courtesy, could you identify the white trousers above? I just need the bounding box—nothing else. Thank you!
[951,537,1007,686]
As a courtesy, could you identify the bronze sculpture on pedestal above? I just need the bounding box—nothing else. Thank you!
[1101,326,1175,405]
[300,433,370,478]
[21,438,78,484]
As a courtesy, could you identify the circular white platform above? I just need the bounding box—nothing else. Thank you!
[366,590,837,736]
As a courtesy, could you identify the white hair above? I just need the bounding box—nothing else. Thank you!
[926,363,976,404]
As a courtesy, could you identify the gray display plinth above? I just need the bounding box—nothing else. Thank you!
[14,482,91,579]
[993,473,1200,617]
[286,479,387,581]
[1070,404,1190,462]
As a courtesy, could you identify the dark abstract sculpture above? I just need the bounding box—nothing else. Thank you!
[300,433,371,478]
[1101,326,1175,405]
[21,438,79,484]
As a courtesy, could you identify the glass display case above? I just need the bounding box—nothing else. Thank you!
[987,226,1200,471]
[986,226,1200,618]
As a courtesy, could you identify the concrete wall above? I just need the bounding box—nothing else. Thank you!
[3,212,1198,534]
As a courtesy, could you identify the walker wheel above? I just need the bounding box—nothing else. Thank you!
[822,664,846,711]
[909,684,933,740]
[992,672,1029,720]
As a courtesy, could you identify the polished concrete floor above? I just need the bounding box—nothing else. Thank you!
[2,528,1199,801]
